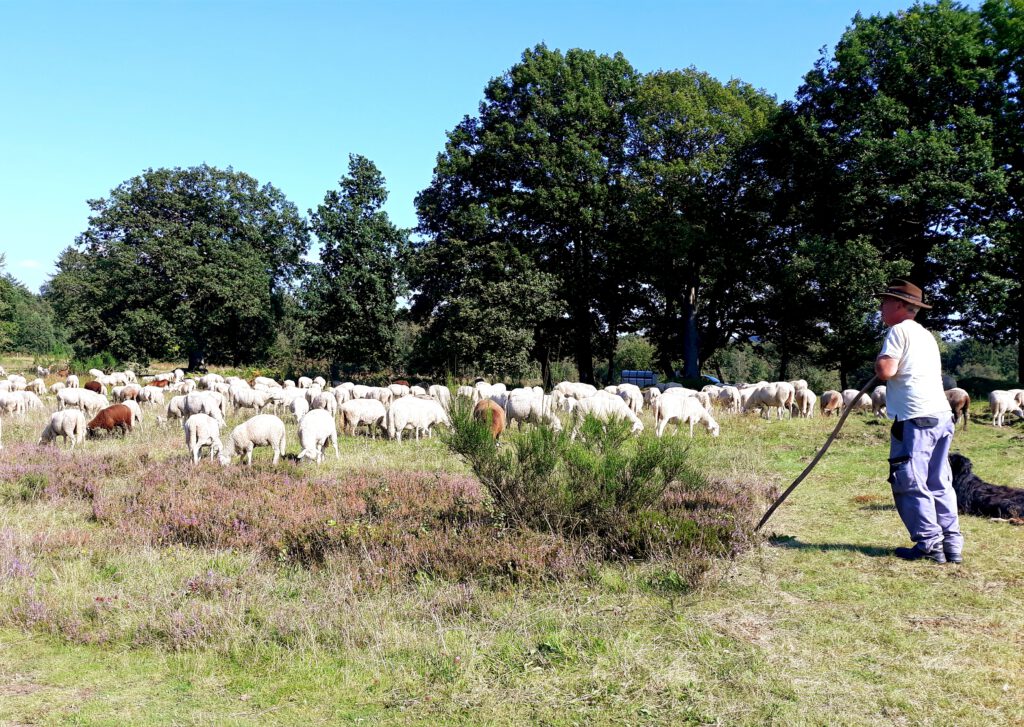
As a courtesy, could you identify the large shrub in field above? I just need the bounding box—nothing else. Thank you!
[443,402,712,556]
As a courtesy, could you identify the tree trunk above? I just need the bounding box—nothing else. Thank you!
[839,363,848,391]
[681,283,700,378]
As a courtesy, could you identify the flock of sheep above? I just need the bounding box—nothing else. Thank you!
[0,364,1022,464]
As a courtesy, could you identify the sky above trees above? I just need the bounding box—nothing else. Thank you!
[1,0,944,293]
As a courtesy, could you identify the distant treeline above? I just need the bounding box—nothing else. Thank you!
[3,1,1022,386]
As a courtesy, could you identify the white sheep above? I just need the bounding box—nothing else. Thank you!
[289,396,310,421]
[0,392,29,416]
[504,392,563,432]
[66,374,80,388]
[841,389,873,415]
[570,395,644,439]
[136,386,166,407]
[309,391,338,415]
[387,396,450,442]
[297,409,340,464]
[183,413,224,464]
[340,399,387,438]
[39,409,87,450]
[616,383,644,414]
[653,395,720,438]
[429,384,453,411]
[871,385,888,418]
[56,388,108,416]
[988,390,1024,427]
[223,414,287,465]
[743,382,795,420]
[182,392,226,424]
[793,387,817,418]
[122,399,145,430]
[230,386,272,414]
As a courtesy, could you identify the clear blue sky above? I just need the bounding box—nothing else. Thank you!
[1,0,920,293]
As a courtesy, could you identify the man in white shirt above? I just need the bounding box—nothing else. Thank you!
[875,280,961,564]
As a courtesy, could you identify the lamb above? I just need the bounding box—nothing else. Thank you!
[340,398,387,438]
[945,388,970,430]
[653,395,719,437]
[988,390,1024,427]
[821,390,843,417]
[571,395,644,439]
[296,409,340,464]
[473,399,507,441]
[870,385,888,418]
[223,414,287,465]
[387,396,450,442]
[793,387,817,418]
[183,413,224,464]
[87,404,134,437]
[39,409,87,450]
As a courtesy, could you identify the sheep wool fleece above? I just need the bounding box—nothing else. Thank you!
[880,319,961,556]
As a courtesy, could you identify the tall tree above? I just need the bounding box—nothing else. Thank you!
[793,1,1005,309]
[302,155,408,376]
[628,68,777,378]
[413,45,640,383]
[45,165,308,367]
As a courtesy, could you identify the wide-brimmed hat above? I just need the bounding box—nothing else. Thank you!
[879,279,931,309]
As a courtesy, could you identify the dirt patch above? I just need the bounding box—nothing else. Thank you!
[0,681,46,696]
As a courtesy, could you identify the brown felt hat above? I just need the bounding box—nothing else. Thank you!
[879,279,931,309]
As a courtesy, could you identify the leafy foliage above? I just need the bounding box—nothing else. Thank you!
[44,165,309,367]
[302,155,409,374]
[0,255,66,355]
[443,400,707,556]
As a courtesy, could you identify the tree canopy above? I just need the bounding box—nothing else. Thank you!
[45,165,309,368]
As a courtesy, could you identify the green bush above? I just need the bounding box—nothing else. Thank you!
[70,351,118,375]
[443,401,708,557]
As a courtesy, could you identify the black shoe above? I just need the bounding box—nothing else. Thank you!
[944,550,963,564]
[894,545,946,564]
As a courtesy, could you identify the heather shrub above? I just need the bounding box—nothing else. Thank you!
[443,404,714,558]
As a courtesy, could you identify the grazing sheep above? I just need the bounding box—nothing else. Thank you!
[12,391,45,413]
[945,388,970,431]
[428,384,453,411]
[183,413,224,464]
[0,392,27,416]
[821,390,843,417]
[223,414,287,465]
[340,399,387,438]
[871,385,888,418]
[56,388,108,416]
[988,390,1024,427]
[743,382,795,420]
[136,385,166,406]
[26,378,47,395]
[297,376,313,389]
[289,396,310,421]
[87,404,134,437]
[571,395,644,439]
[39,409,87,450]
[297,409,340,463]
[841,389,872,415]
[504,392,563,432]
[717,386,741,413]
[309,391,338,415]
[388,396,450,442]
[794,387,817,418]
[112,384,142,402]
[122,399,144,430]
[84,380,106,395]
[66,374,80,388]
[653,395,720,438]
[473,399,507,441]
[230,387,272,414]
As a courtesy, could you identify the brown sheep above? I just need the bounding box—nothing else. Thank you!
[87,404,134,437]
[473,399,506,441]
[820,390,843,417]
[945,388,970,431]
[84,380,103,394]
[149,379,170,388]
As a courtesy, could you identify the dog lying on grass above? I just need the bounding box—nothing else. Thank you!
[949,453,1024,521]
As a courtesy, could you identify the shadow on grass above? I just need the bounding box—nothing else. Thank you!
[858,503,897,511]
[767,535,892,557]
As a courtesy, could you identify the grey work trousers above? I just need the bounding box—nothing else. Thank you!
[888,415,963,554]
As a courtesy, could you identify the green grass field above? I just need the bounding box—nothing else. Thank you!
[1,360,1022,725]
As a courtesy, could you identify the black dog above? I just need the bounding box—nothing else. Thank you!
[949,453,1024,519]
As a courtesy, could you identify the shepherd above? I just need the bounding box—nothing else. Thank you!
[875,280,962,564]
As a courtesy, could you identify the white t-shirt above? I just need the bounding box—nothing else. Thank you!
[878,319,951,420]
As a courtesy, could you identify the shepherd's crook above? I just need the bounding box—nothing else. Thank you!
[755,376,879,532]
